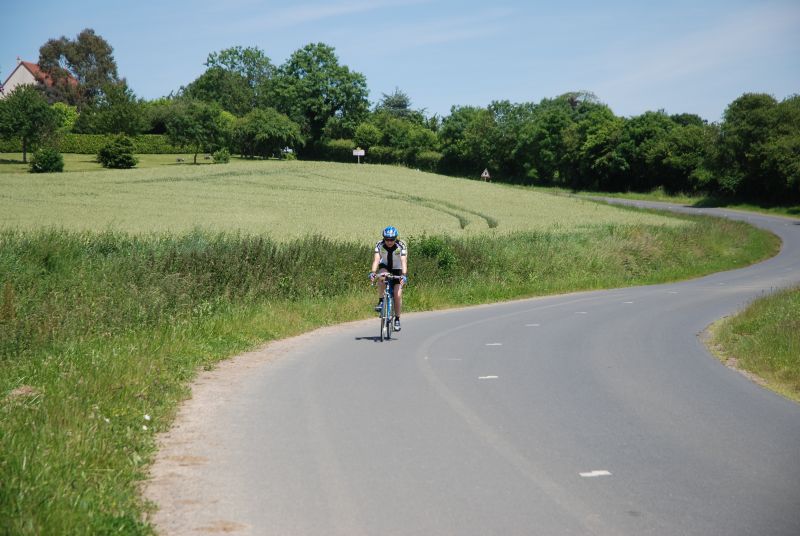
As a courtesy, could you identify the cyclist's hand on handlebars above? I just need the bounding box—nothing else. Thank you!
[401,275,408,285]
[369,271,376,282]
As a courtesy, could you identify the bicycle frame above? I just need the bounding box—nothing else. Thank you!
[377,274,401,341]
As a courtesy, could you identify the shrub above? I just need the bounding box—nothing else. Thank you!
[322,138,356,163]
[414,150,443,172]
[367,145,403,165]
[415,234,458,271]
[29,147,64,173]
[97,136,138,169]
[354,123,382,149]
[212,148,231,163]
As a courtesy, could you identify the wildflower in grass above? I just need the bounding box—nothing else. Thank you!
[144,414,151,421]
[143,425,148,431]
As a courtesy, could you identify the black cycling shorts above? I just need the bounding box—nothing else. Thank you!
[378,266,403,278]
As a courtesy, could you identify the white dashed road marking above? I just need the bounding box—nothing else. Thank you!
[580,470,612,478]
[623,301,634,304]
[478,376,499,380]
[486,343,503,346]
[526,323,541,327]
[575,311,588,315]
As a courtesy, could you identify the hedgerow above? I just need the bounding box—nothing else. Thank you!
[0,134,181,154]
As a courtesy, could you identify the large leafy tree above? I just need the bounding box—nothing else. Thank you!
[183,46,276,115]
[182,68,253,116]
[72,82,146,135]
[270,43,369,148]
[562,104,625,190]
[233,108,303,158]
[716,93,800,201]
[646,122,717,194]
[205,46,274,95]
[0,85,58,162]
[38,28,120,107]
[617,111,676,191]
[438,105,498,176]
[165,100,227,164]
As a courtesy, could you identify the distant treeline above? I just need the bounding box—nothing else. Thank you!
[1,30,797,202]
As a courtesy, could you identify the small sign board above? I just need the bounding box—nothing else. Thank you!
[353,148,365,156]
[481,168,491,181]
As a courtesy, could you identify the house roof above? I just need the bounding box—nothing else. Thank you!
[1,60,79,92]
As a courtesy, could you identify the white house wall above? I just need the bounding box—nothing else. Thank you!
[0,64,38,99]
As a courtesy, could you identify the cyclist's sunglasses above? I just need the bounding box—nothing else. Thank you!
[384,237,396,241]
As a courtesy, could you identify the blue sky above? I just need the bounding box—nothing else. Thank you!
[2,0,798,122]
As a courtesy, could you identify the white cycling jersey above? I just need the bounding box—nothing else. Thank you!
[374,239,407,272]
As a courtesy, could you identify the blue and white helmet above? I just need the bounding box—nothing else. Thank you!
[382,226,399,239]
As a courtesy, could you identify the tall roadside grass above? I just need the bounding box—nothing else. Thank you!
[710,287,800,402]
[0,215,779,534]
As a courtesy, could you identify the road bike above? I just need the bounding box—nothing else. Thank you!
[375,274,403,341]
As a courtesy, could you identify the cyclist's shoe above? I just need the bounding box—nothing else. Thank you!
[394,318,401,331]
[374,299,383,312]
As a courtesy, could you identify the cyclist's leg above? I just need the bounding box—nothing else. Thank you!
[393,271,403,318]
[377,267,389,303]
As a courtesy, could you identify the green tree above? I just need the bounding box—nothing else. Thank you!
[0,85,58,162]
[375,87,426,123]
[750,94,800,200]
[165,100,226,164]
[73,82,146,135]
[647,122,717,194]
[232,108,303,159]
[38,28,120,107]
[270,43,369,149]
[206,46,274,100]
[556,96,621,189]
[716,93,777,196]
[513,97,573,185]
[51,102,78,133]
[617,111,676,191]
[439,106,492,176]
[182,67,253,116]
[354,123,382,150]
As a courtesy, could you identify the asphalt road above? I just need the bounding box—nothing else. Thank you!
[148,202,800,536]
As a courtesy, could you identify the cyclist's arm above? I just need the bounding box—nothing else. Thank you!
[371,252,381,273]
[401,255,408,276]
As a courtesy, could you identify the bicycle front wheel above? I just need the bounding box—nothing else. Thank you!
[379,299,388,341]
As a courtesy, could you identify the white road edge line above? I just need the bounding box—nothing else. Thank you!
[579,470,612,478]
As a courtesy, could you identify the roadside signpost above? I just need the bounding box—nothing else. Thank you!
[353,147,365,164]
[481,168,491,182]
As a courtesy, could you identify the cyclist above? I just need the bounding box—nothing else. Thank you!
[369,226,408,331]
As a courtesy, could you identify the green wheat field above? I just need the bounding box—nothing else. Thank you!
[0,159,686,237]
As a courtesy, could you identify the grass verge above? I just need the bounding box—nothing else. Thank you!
[0,216,780,534]
[0,153,219,173]
[527,185,800,220]
[707,286,800,403]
